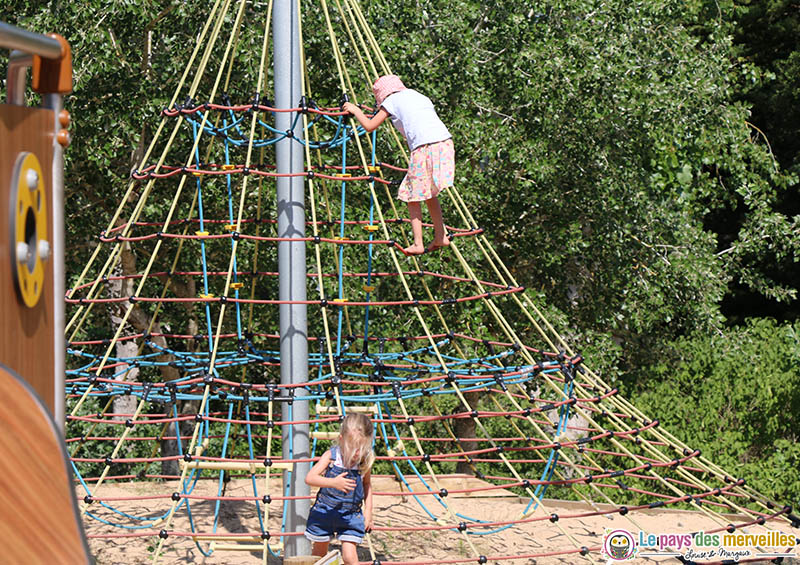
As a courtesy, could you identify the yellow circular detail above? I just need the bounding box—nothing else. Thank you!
[10,152,48,308]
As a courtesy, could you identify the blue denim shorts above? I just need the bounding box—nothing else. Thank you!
[304,501,365,544]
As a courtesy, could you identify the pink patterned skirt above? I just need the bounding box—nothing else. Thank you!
[397,138,455,203]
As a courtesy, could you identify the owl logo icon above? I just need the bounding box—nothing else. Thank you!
[602,529,636,561]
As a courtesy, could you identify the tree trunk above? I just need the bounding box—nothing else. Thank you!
[107,242,139,418]
[105,227,199,476]
[454,390,480,475]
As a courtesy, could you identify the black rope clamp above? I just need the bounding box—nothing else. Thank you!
[340,92,350,107]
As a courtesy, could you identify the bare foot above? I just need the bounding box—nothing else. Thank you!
[426,235,451,253]
[402,244,425,256]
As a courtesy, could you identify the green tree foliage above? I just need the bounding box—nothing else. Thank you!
[1,1,211,296]
[3,0,797,346]
[734,0,800,173]
[365,0,799,351]
[632,318,800,507]
[2,0,797,502]
[718,0,800,322]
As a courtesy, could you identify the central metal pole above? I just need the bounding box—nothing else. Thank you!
[273,0,310,556]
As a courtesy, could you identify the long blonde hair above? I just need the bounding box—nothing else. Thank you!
[337,413,375,475]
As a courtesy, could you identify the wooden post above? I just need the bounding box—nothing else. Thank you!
[1,25,71,422]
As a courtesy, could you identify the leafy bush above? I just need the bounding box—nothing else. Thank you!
[631,318,800,507]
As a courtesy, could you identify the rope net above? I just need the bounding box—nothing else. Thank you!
[63,0,798,563]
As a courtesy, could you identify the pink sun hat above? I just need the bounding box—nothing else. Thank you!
[372,75,407,107]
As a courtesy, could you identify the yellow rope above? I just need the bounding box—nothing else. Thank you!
[69,1,792,561]
[68,0,237,418]
[304,6,768,559]
[65,0,229,340]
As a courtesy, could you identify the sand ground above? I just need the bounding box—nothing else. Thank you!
[79,477,798,565]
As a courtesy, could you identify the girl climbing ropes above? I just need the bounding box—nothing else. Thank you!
[304,413,375,564]
[343,75,454,256]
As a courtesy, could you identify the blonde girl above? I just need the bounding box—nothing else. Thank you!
[304,413,375,564]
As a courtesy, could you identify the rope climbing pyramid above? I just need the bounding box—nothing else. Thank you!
[63,1,799,563]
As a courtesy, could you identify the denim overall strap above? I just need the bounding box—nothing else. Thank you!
[315,446,364,511]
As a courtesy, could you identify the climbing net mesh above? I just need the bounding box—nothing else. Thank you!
[64,0,798,563]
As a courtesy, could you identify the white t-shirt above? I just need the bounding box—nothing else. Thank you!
[380,89,451,152]
[331,446,358,470]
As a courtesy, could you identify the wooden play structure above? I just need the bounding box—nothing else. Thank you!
[0,20,89,564]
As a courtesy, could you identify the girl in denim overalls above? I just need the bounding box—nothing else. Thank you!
[305,413,374,564]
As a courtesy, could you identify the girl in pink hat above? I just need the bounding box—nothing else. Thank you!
[343,75,454,255]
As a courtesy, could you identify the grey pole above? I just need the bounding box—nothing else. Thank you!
[44,92,66,430]
[0,22,62,59]
[273,0,310,556]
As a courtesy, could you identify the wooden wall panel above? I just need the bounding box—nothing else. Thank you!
[0,364,89,564]
[0,104,56,413]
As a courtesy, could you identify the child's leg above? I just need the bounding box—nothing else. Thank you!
[403,201,425,255]
[312,541,329,557]
[424,196,450,251]
[341,541,359,565]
